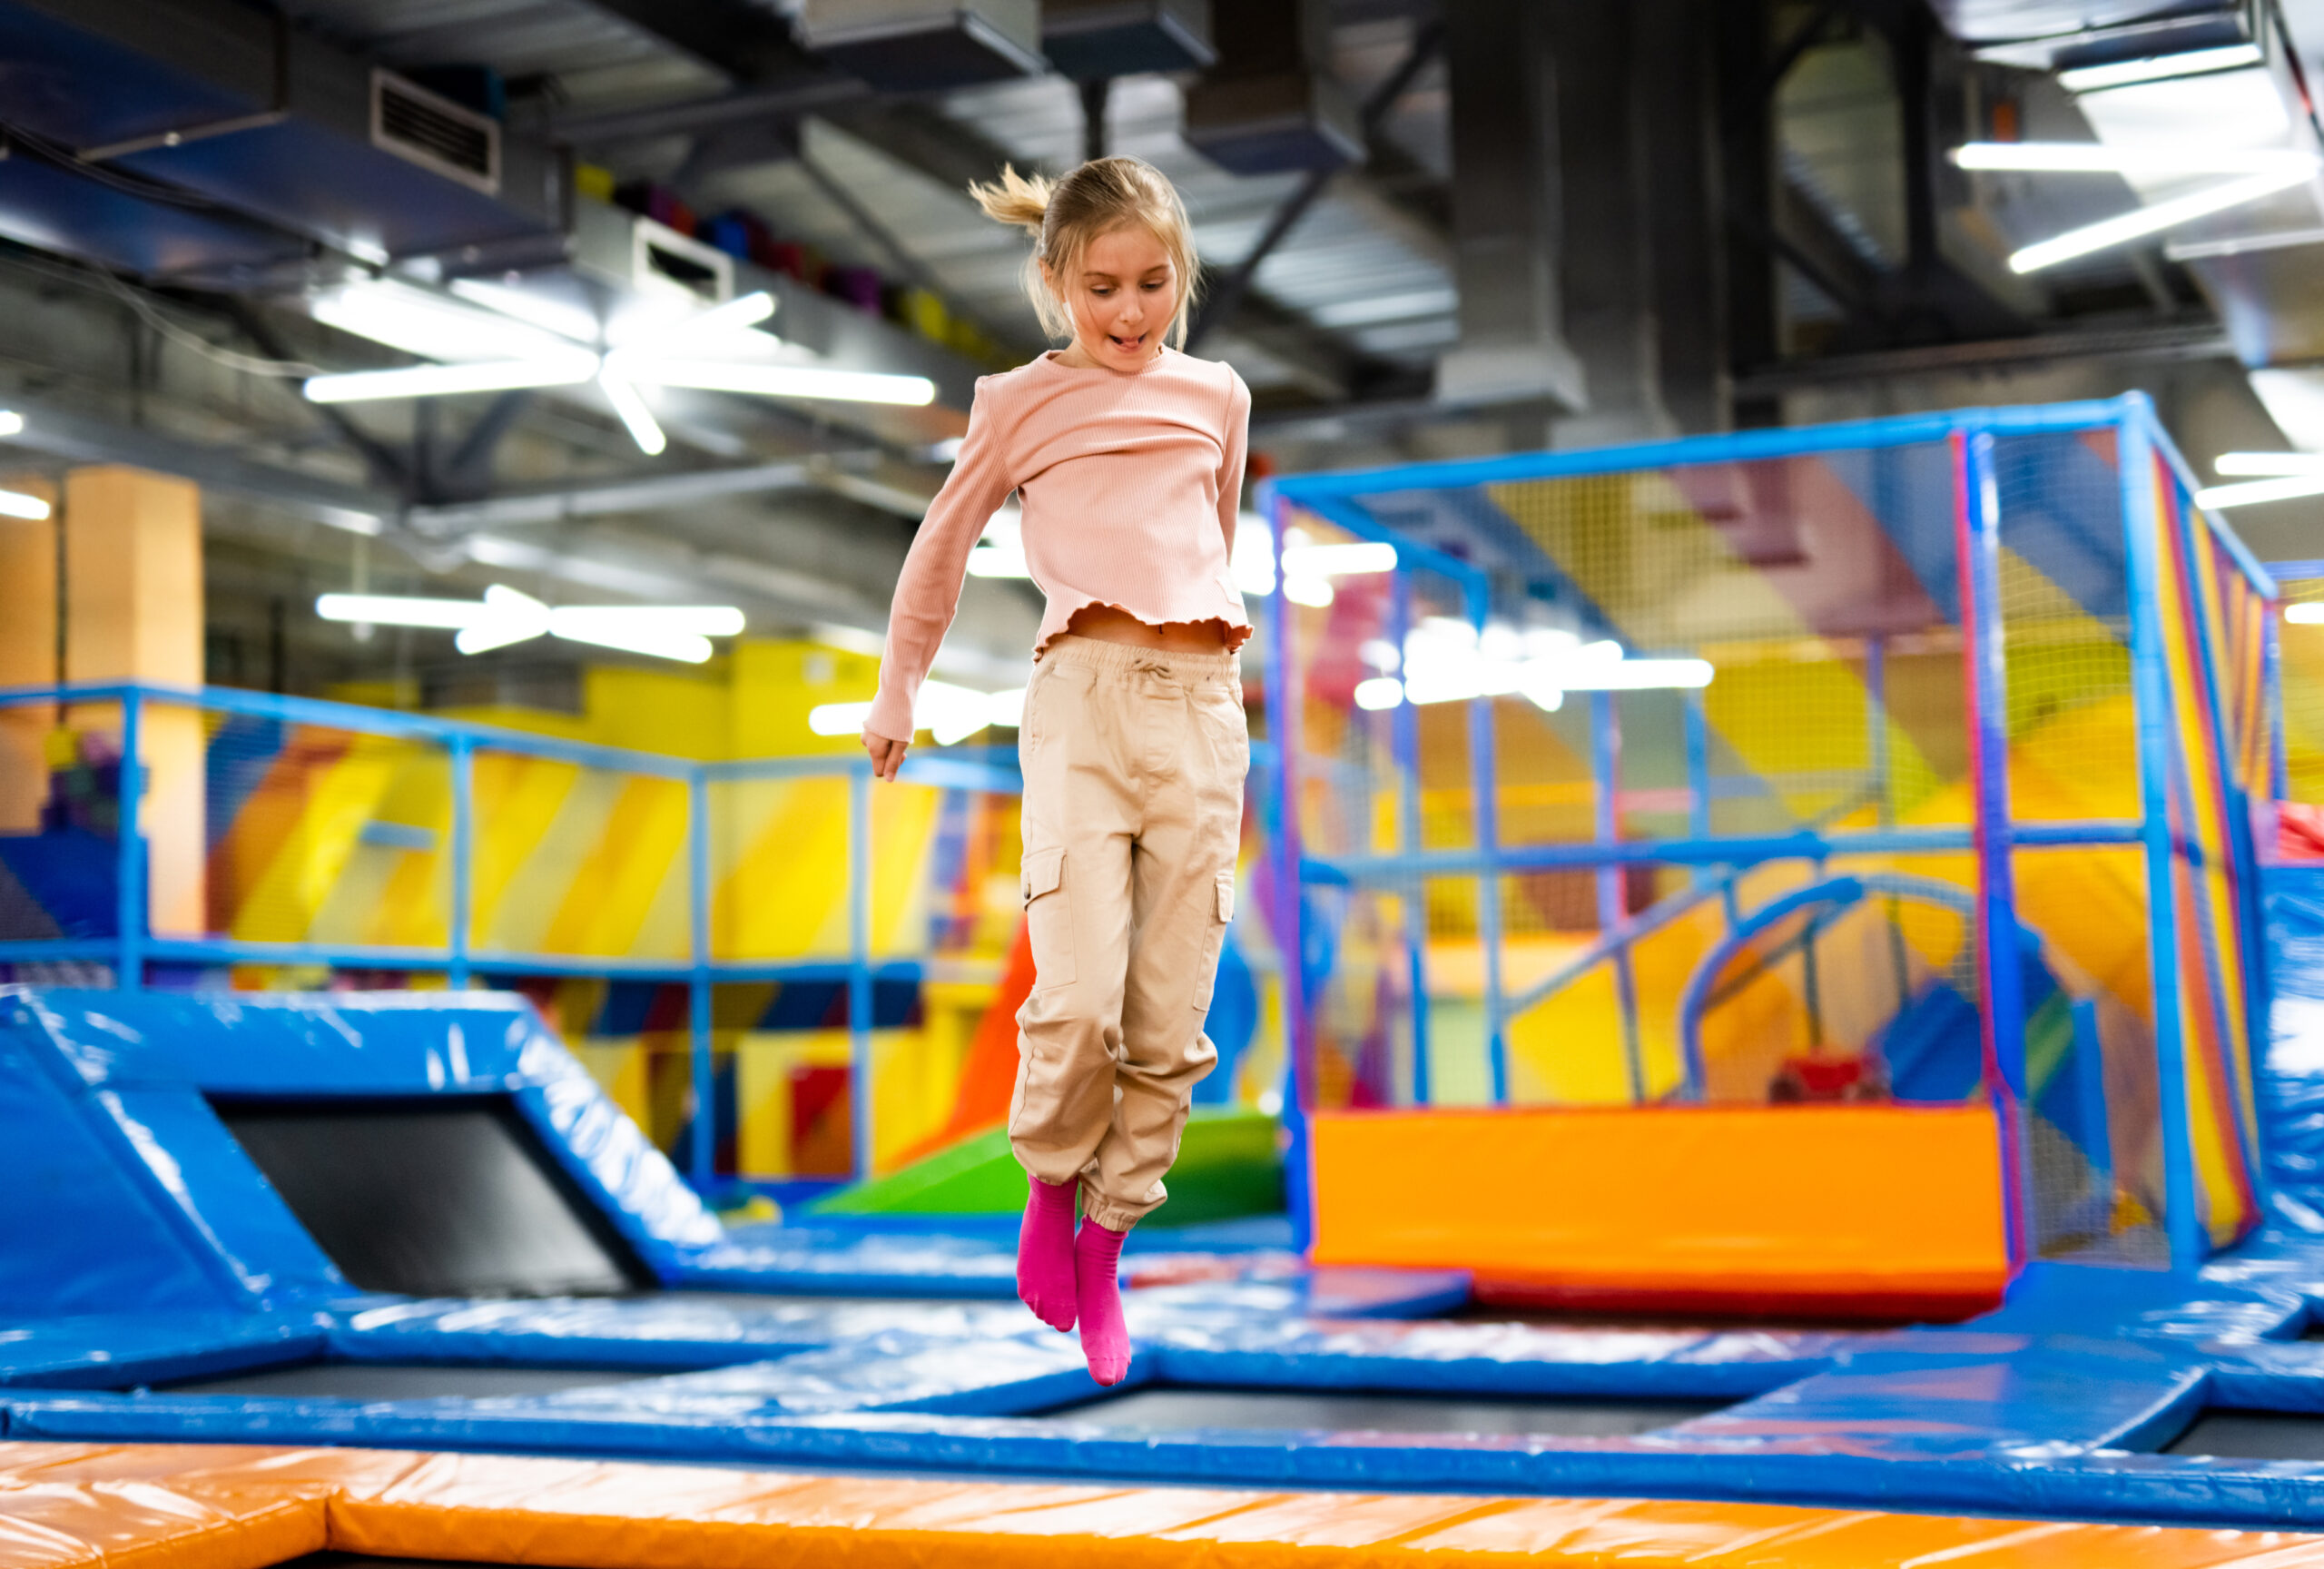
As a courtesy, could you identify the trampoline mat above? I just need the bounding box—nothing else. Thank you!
[1046,1387,1726,1436]
[2165,1409,2324,1461]
[159,1362,654,1400]
[212,1095,653,1298]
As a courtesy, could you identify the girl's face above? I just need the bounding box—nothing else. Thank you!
[1046,224,1178,371]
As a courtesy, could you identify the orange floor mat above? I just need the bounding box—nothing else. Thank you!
[0,1442,2316,1567]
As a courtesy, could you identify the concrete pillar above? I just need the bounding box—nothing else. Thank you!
[0,478,57,833]
[63,467,205,939]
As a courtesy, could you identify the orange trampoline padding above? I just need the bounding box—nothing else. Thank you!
[1310,1103,2010,1318]
[0,1442,2318,1568]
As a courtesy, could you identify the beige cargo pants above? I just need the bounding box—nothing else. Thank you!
[1009,634,1247,1230]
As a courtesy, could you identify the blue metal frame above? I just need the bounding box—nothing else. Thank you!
[0,679,1021,1195]
[2119,411,2211,1270]
[1954,429,2030,1269]
[1266,394,2274,1271]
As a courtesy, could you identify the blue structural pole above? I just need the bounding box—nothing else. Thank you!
[1955,429,2030,1271]
[115,688,145,990]
[447,735,473,991]
[1590,691,1645,1101]
[1388,563,1431,1104]
[1262,485,1315,1250]
[848,763,875,1183]
[2118,410,2206,1271]
[687,768,714,1192]
[1466,577,1507,1103]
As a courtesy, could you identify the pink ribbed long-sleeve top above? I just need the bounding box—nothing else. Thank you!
[866,346,1253,742]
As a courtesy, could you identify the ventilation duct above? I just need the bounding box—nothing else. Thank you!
[370,71,499,196]
[1181,0,1360,174]
[797,0,1046,91]
[0,0,564,270]
[1039,0,1214,79]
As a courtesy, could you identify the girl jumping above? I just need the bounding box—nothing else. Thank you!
[862,156,1251,1386]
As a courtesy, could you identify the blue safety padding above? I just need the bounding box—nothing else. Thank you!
[325,1296,1033,1373]
[0,831,116,939]
[0,988,723,1308]
[97,1086,347,1304]
[1978,1259,2306,1340]
[1682,1334,2208,1455]
[672,1228,1022,1298]
[2263,871,2324,1227]
[0,1313,323,1390]
[0,1007,238,1315]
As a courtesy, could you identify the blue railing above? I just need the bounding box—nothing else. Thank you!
[0,679,1022,1190]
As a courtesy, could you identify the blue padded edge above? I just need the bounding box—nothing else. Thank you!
[0,1313,324,1390]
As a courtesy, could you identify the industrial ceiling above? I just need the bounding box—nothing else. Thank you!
[0,0,2313,697]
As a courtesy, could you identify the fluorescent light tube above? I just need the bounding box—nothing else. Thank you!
[0,411,23,437]
[1354,676,1404,711]
[2008,167,2316,272]
[1282,576,1334,607]
[966,545,1032,578]
[644,360,937,406]
[809,700,877,736]
[552,623,714,663]
[312,281,576,364]
[1951,141,2316,177]
[597,370,667,456]
[2194,473,2324,508]
[455,585,554,655]
[2288,603,2324,624]
[2216,451,2324,476]
[1282,541,1397,577]
[0,488,50,521]
[316,593,486,628]
[548,606,744,639]
[306,355,600,403]
[2057,42,2262,93]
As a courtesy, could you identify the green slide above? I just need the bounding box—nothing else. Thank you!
[809,1109,1284,1227]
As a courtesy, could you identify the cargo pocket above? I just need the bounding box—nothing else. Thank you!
[1193,870,1235,1010]
[1021,845,1075,992]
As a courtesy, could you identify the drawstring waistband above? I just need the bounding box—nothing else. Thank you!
[1039,632,1238,685]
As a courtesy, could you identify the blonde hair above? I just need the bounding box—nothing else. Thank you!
[969,157,1200,350]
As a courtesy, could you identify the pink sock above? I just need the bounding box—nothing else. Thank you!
[1017,1177,1078,1332]
[1074,1218,1132,1386]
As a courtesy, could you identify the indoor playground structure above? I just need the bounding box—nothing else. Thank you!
[21,397,2324,1558]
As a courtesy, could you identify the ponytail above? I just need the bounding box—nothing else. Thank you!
[968,164,1054,241]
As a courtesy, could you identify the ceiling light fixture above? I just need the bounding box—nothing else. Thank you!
[315,586,743,663]
[2055,42,2263,94]
[0,488,52,521]
[2216,451,2324,476]
[2007,166,2318,271]
[2288,604,2324,624]
[305,287,935,449]
[1950,142,2317,177]
[0,410,24,437]
[2193,474,2324,508]
[305,354,601,403]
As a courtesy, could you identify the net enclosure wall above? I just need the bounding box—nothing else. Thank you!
[1263,395,2273,1274]
[0,681,1025,1195]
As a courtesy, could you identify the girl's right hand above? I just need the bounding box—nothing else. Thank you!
[864,730,911,782]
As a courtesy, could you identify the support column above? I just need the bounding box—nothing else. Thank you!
[63,467,205,941]
[0,478,57,832]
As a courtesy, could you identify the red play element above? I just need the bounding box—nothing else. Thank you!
[790,1065,852,1177]
[888,917,1039,1168]
[2280,802,2324,862]
[1770,1055,1882,1102]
